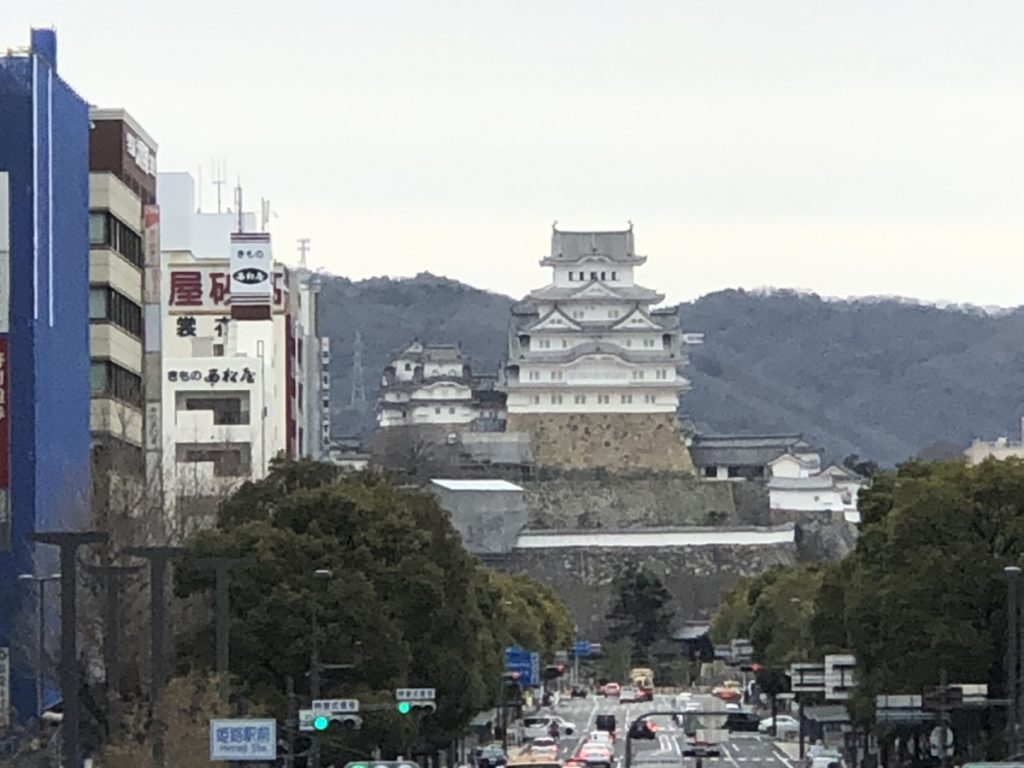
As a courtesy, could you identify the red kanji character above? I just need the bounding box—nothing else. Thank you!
[210,272,230,305]
[169,271,203,306]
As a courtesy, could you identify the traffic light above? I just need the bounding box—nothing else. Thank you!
[396,700,436,715]
[313,713,362,730]
[543,665,566,681]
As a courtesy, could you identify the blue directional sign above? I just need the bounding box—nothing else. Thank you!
[572,640,592,658]
[505,646,538,686]
[209,718,277,761]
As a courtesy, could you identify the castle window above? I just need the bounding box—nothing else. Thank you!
[532,395,540,404]
[561,339,568,348]
[435,407,441,414]
[644,394,656,404]
[404,363,411,371]
[568,272,574,281]
[579,271,585,280]
[600,271,606,280]
[612,271,618,280]
[621,394,633,404]
[574,394,587,404]
[551,394,563,405]
[626,339,632,347]
[597,394,610,404]
[632,370,645,380]
[643,339,655,348]
[449,407,455,414]
[590,271,598,281]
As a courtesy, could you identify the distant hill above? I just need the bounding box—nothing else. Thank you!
[317,274,1024,466]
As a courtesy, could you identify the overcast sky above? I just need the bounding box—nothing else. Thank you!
[10,1,1024,306]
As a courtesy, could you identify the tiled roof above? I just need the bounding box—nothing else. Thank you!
[543,227,646,265]
[689,434,815,468]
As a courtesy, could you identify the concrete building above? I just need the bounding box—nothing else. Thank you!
[87,109,157,478]
[502,225,702,471]
[0,30,93,721]
[767,452,865,521]
[291,269,331,459]
[965,418,1024,465]
[430,478,526,554]
[378,341,506,430]
[156,172,327,521]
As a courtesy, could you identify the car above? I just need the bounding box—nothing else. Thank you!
[711,684,742,703]
[603,682,621,698]
[594,714,617,737]
[759,715,800,740]
[587,731,614,747]
[474,746,508,768]
[725,702,740,711]
[807,749,843,768]
[522,716,576,741]
[528,737,559,758]
[628,719,657,740]
[725,712,761,733]
[619,686,639,702]
[577,745,613,768]
[571,684,588,699]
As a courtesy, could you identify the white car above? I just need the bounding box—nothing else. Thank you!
[523,715,576,741]
[758,715,800,739]
[619,686,639,703]
[587,731,614,747]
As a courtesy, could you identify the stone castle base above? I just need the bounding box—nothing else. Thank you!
[505,411,694,473]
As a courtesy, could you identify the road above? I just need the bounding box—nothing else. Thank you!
[542,693,797,768]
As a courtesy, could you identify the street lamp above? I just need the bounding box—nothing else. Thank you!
[310,568,333,768]
[1006,565,1021,756]
[17,572,61,718]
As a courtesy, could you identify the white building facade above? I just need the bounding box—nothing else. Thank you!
[504,226,702,414]
[767,452,865,522]
[155,172,328,515]
[378,341,506,430]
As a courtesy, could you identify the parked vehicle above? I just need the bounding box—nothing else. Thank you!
[758,715,800,740]
[522,716,575,741]
[603,682,621,698]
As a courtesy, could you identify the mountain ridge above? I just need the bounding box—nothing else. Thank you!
[316,272,1024,465]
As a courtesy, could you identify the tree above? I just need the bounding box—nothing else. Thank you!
[171,459,571,762]
[606,562,673,664]
[488,571,573,658]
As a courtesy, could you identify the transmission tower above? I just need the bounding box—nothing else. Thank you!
[349,331,367,409]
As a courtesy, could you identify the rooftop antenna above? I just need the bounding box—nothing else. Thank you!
[211,158,227,214]
[234,178,243,233]
[297,238,311,269]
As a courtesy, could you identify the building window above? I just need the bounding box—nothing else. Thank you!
[597,394,610,404]
[531,395,540,404]
[612,271,618,280]
[529,370,540,381]
[435,407,441,414]
[551,394,562,405]
[608,309,619,318]
[644,338,656,348]
[600,271,606,280]
[568,272,574,281]
[89,286,142,338]
[176,391,251,425]
[561,339,568,348]
[703,466,717,478]
[644,394,656,404]
[449,407,455,414]
[90,360,142,405]
[540,339,551,349]
[621,394,633,404]
[89,211,142,268]
[632,370,645,380]
[213,343,225,357]
[176,443,251,477]
[404,363,411,371]
[625,339,632,347]
[578,271,585,280]
[574,394,586,404]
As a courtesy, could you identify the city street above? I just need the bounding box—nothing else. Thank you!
[544,694,799,768]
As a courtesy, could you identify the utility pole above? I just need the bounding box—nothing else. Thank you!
[938,668,951,768]
[30,531,108,768]
[284,675,297,768]
[309,568,333,768]
[87,564,143,739]
[127,546,185,768]
[196,557,250,702]
[1008,566,1021,756]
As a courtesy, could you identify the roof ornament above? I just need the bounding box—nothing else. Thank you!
[590,233,597,253]
[552,220,559,231]
[627,220,633,231]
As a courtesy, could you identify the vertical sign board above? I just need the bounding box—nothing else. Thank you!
[0,647,9,729]
[209,718,277,761]
[229,232,272,320]
[824,654,856,701]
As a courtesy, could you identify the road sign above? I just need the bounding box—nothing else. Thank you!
[312,698,360,712]
[923,686,963,711]
[505,646,537,686]
[824,654,856,701]
[572,641,592,658]
[555,650,569,664]
[299,709,316,732]
[396,688,436,701]
[789,663,825,693]
[209,718,277,761]
[530,652,540,687]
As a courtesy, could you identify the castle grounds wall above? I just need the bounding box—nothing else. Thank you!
[505,412,695,473]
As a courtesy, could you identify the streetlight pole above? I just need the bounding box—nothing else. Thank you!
[30,531,109,768]
[1008,566,1021,757]
[126,546,185,768]
[196,557,250,702]
[17,572,61,718]
[309,568,332,768]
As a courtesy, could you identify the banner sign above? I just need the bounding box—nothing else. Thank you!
[229,233,272,306]
[0,172,9,333]
[209,718,277,761]
[166,266,285,315]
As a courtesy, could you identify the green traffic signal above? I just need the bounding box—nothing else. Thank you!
[313,715,330,731]
[397,701,411,715]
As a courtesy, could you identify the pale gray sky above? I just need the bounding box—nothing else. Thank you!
[11,1,1024,305]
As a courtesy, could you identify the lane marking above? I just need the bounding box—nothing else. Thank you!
[771,748,796,768]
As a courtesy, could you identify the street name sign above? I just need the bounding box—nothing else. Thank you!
[312,698,360,712]
[824,654,856,701]
[789,663,826,693]
[209,718,277,761]
[396,688,435,701]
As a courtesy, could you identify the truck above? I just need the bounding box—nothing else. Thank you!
[679,713,727,758]
[628,668,655,701]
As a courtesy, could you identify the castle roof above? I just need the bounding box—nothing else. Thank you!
[508,339,688,367]
[541,226,647,267]
[689,434,817,468]
[527,281,664,303]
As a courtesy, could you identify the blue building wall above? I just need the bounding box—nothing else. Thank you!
[0,29,92,721]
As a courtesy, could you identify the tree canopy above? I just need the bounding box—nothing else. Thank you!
[172,459,572,760]
[709,458,1024,734]
[606,562,674,664]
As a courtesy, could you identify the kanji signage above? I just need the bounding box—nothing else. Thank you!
[230,232,272,306]
[209,718,276,761]
[167,367,257,385]
[312,699,360,713]
[396,688,436,701]
[166,266,285,314]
